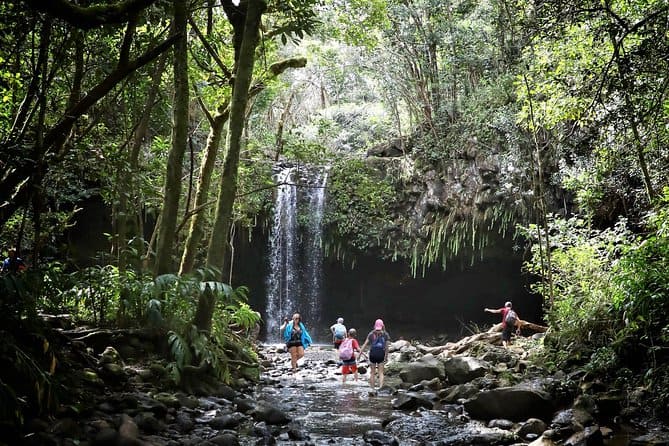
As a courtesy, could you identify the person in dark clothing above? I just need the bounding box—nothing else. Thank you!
[484,301,520,347]
[1,248,26,274]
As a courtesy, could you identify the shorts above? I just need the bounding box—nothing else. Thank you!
[342,359,357,374]
[502,325,514,342]
[369,349,385,365]
[334,339,343,349]
[287,341,303,349]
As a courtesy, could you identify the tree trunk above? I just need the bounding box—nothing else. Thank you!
[179,105,230,275]
[179,58,304,275]
[118,53,167,271]
[154,0,189,276]
[205,0,265,275]
[194,0,266,331]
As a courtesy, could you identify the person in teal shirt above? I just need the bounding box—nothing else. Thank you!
[280,313,312,373]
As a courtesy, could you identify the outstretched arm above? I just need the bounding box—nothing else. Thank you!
[484,307,502,314]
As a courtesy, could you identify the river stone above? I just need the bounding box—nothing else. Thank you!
[234,397,256,413]
[517,418,548,438]
[209,432,239,445]
[92,427,118,446]
[209,413,242,429]
[463,386,554,421]
[488,419,514,430]
[629,433,669,445]
[399,354,445,384]
[563,425,603,446]
[118,414,140,442]
[134,411,165,434]
[438,383,479,403]
[528,435,559,446]
[363,429,400,445]
[252,403,292,425]
[175,412,194,433]
[99,346,121,363]
[392,392,434,410]
[443,356,489,384]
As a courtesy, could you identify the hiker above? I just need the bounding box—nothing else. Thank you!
[280,313,312,373]
[484,300,521,348]
[330,317,347,357]
[1,248,27,274]
[359,318,390,389]
[339,328,361,384]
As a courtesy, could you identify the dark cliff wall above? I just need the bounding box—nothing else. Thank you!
[234,230,541,343]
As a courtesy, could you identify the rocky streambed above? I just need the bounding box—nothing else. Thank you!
[18,330,669,445]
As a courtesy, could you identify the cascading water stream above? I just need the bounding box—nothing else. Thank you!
[264,165,328,342]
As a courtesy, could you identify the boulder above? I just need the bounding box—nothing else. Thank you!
[399,354,445,384]
[463,385,555,421]
[443,356,489,384]
[392,392,434,411]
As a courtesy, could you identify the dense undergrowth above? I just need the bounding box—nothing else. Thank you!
[0,266,260,433]
[522,188,669,418]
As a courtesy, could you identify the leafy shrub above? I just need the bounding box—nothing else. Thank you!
[324,158,396,262]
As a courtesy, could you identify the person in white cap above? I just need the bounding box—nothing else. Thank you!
[359,318,390,390]
[330,317,347,360]
[484,301,520,347]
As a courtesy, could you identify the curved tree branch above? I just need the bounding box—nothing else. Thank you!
[23,0,159,29]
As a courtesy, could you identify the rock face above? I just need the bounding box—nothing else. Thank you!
[463,385,555,422]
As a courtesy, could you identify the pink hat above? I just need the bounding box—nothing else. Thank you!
[374,319,384,330]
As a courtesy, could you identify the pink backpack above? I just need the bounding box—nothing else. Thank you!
[338,338,354,360]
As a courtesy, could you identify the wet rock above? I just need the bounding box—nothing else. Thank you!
[252,403,292,425]
[399,354,445,384]
[209,413,243,430]
[528,434,559,446]
[517,418,548,438]
[438,383,478,403]
[50,418,80,437]
[629,432,669,445]
[463,385,554,421]
[551,407,594,433]
[234,397,257,413]
[443,356,489,384]
[564,425,603,446]
[392,392,434,410]
[92,427,118,446]
[174,412,194,433]
[209,431,239,445]
[99,346,123,365]
[134,411,166,434]
[363,429,400,445]
[488,419,514,430]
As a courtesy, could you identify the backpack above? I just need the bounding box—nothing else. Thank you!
[339,338,354,360]
[370,333,386,354]
[334,325,346,340]
[505,309,518,327]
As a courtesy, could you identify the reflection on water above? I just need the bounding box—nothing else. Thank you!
[255,375,394,442]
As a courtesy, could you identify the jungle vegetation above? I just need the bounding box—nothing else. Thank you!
[0,0,668,427]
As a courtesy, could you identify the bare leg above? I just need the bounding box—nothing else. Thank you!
[296,346,305,362]
[289,347,298,372]
[369,364,377,388]
[378,363,385,388]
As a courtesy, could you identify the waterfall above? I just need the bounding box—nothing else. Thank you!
[265,165,328,342]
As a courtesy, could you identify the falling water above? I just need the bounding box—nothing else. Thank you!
[265,165,328,341]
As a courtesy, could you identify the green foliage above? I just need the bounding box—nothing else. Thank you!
[522,192,669,411]
[166,282,260,386]
[0,273,58,436]
[324,158,395,263]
